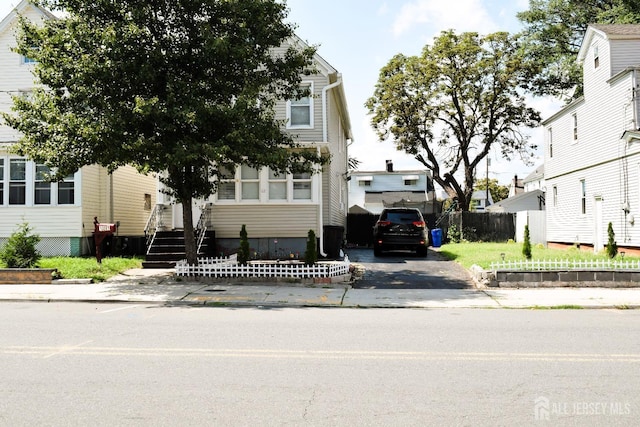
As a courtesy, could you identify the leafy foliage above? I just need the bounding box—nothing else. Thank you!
[522,225,532,260]
[238,224,250,265]
[367,31,540,211]
[4,0,324,264]
[305,230,317,265]
[606,222,618,258]
[0,223,41,268]
[517,0,640,100]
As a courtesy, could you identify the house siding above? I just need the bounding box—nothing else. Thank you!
[209,204,318,238]
[112,166,156,236]
[544,26,640,249]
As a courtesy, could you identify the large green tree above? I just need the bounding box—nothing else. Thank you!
[366,31,540,211]
[4,0,324,264]
[517,0,640,100]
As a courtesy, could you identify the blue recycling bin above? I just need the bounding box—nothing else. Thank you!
[431,228,442,248]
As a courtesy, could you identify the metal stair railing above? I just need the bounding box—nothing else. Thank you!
[195,206,210,254]
[144,204,164,254]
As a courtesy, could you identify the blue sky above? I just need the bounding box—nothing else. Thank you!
[0,0,562,185]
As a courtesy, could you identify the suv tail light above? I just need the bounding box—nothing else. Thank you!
[412,221,426,228]
[376,220,391,227]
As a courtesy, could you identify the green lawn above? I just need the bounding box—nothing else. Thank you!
[438,242,638,269]
[0,257,142,282]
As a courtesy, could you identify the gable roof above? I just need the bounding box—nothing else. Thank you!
[578,24,640,63]
[523,164,544,184]
[0,0,57,35]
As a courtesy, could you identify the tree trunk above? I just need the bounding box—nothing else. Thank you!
[182,196,198,265]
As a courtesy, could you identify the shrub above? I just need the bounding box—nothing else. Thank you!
[606,222,618,259]
[522,224,532,260]
[305,230,317,264]
[0,222,41,268]
[238,224,250,265]
[448,223,461,243]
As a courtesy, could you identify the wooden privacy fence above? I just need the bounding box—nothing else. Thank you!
[438,211,515,242]
[175,257,351,278]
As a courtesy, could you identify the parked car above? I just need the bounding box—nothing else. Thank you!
[373,208,429,257]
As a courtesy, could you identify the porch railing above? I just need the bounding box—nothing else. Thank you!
[144,204,165,252]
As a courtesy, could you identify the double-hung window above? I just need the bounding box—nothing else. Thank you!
[58,172,75,205]
[240,165,259,200]
[293,170,312,200]
[287,83,313,128]
[217,166,236,200]
[9,159,26,205]
[268,168,287,200]
[34,163,51,205]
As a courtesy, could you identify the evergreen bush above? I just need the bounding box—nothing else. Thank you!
[0,223,41,268]
[238,224,250,265]
[606,222,618,259]
[522,224,532,260]
[305,230,317,265]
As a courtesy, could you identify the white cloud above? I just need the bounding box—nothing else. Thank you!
[392,0,497,38]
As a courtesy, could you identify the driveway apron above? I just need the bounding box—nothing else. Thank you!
[346,248,475,289]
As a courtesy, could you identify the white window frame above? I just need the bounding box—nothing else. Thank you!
[572,113,578,143]
[594,44,599,69]
[286,82,314,129]
[548,127,553,158]
[553,185,558,208]
[8,158,27,205]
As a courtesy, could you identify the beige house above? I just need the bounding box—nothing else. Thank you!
[0,1,157,256]
[150,37,353,260]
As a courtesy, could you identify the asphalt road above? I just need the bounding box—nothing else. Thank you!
[2,303,639,426]
[346,247,475,289]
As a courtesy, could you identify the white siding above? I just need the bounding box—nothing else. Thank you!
[210,205,318,238]
[0,5,50,142]
[0,206,82,238]
[544,29,640,248]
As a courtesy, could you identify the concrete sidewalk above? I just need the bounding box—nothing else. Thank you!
[0,268,640,308]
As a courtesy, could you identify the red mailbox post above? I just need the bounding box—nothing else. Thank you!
[93,217,116,263]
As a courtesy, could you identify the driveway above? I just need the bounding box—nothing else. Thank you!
[345,248,475,289]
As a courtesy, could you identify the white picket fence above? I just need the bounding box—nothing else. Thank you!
[490,258,640,271]
[175,256,350,279]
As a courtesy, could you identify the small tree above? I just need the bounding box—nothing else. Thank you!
[238,225,250,265]
[522,225,532,260]
[304,230,318,265]
[606,222,618,259]
[0,223,41,268]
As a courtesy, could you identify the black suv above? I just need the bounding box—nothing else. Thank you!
[373,208,429,257]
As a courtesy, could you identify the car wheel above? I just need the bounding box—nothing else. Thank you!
[374,246,382,257]
[416,246,427,258]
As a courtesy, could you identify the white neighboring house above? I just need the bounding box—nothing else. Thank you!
[543,24,640,254]
[348,160,436,215]
[0,1,157,256]
[470,190,494,212]
[487,166,546,213]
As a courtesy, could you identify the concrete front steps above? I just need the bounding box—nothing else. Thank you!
[143,230,215,269]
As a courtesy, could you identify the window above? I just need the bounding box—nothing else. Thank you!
[359,180,371,187]
[57,172,75,205]
[240,165,259,200]
[293,170,312,200]
[0,159,3,205]
[21,55,37,65]
[548,127,553,158]
[572,113,578,142]
[144,193,152,210]
[268,168,287,200]
[287,83,313,128]
[580,179,586,214]
[9,158,26,205]
[594,44,599,68]
[553,186,557,207]
[217,165,236,200]
[34,164,51,205]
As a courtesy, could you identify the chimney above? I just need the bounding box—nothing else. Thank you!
[386,160,393,172]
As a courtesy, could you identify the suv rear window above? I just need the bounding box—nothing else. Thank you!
[382,211,421,224]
